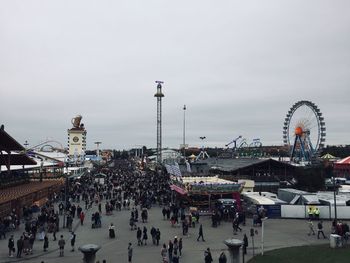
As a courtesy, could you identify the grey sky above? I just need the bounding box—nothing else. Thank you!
[1,0,350,150]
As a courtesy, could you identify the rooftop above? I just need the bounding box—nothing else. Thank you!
[181,176,238,185]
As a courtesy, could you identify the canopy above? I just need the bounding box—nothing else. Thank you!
[321,153,336,159]
[170,184,187,195]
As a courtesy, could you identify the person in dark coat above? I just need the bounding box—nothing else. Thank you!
[137,227,142,246]
[172,250,179,263]
[151,226,157,245]
[8,235,15,257]
[109,223,116,238]
[142,226,148,245]
[243,234,248,255]
[178,238,183,256]
[16,236,24,258]
[70,232,76,251]
[162,207,166,220]
[204,248,213,263]
[77,205,82,219]
[43,234,49,252]
[197,224,205,241]
[156,228,161,246]
[219,251,227,263]
[58,235,65,257]
[168,240,173,263]
[128,242,133,263]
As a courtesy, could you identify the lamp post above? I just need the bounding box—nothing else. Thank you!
[261,217,268,256]
[183,105,186,159]
[333,175,338,223]
[40,160,43,182]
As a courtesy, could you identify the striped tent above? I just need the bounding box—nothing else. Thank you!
[321,153,336,160]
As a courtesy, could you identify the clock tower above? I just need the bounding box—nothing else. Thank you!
[67,115,87,162]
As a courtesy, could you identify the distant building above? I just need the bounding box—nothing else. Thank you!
[148,149,181,163]
[193,158,296,193]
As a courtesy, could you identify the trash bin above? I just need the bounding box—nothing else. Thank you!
[330,234,342,248]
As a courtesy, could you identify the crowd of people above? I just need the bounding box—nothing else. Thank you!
[2,157,349,263]
[6,157,349,262]
[0,154,247,261]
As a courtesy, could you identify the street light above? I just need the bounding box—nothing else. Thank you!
[183,105,186,159]
[261,217,268,255]
[333,176,338,223]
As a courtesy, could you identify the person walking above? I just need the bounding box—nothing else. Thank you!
[172,251,179,263]
[218,251,227,263]
[204,248,213,263]
[29,232,35,254]
[43,234,49,252]
[80,211,85,226]
[109,223,116,238]
[168,240,173,263]
[161,244,167,263]
[128,242,133,263]
[308,220,315,236]
[243,234,248,255]
[67,215,73,232]
[70,232,76,251]
[317,221,326,239]
[156,228,161,246]
[178,238,183,257]
[151,227,157,245]
[197,224,205,241]
[52,223,57,241]
[58,235,65,257]
[16,236,24,258]
[8,235,15,257]
[142,226,148,245]
[137,227,142,246]
[77,205,82,219]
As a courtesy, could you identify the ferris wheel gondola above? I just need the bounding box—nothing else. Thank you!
[283,100,326,163]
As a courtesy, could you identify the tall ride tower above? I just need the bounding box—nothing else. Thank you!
[154,81,164,164]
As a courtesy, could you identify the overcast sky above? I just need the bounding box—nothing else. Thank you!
[1,0,349,150]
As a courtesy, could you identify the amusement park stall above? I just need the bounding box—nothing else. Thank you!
[170,176,244,214]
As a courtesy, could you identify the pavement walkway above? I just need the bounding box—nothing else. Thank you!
[0,202,332,263]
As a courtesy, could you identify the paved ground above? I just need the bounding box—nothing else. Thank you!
[0,202,332,263]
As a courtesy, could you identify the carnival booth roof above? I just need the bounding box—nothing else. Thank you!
[181,176,236,185]
[321,153,336,159]
[0,127,25,151]
[336,156,350,165]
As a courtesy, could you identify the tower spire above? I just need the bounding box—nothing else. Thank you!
[154,81,164,164]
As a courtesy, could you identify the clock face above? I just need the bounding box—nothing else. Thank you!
[73,136,79,143]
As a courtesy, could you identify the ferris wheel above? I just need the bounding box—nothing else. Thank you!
[283,100,326,163]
